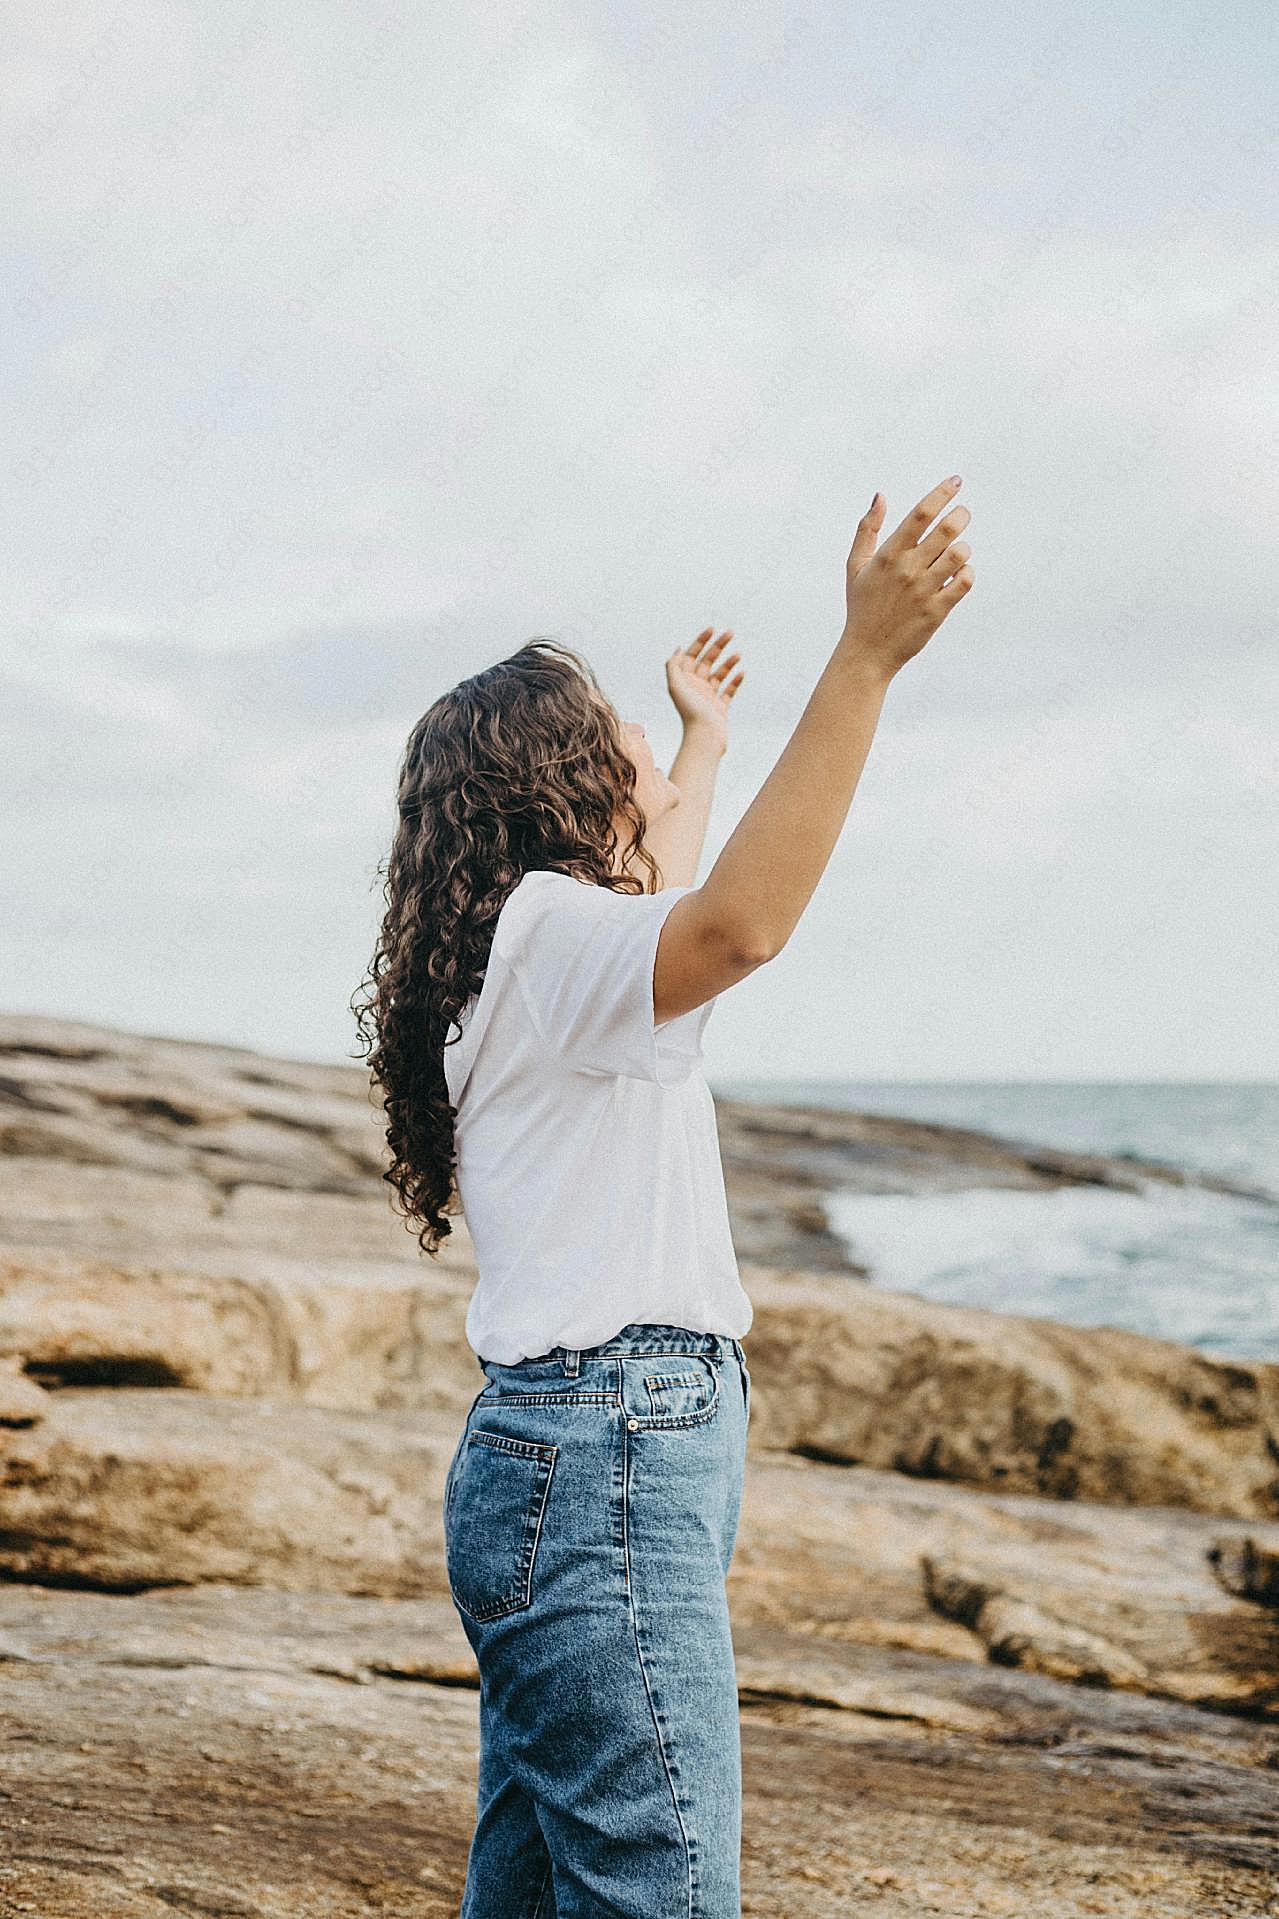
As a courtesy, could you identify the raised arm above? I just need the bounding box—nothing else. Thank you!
[653,474,974,1023]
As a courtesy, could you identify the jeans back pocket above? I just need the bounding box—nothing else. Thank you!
[445,1428,558,1623]
[641,1357,721,1427]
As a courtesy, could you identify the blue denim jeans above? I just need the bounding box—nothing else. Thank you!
[443,1322,752,1919]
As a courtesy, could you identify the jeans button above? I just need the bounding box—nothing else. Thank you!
[627,1417,639,1431]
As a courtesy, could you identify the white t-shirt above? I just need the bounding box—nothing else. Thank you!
[442,868,753,1364]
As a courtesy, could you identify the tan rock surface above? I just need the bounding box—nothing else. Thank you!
[2,1014,1278,1913]
[4,1151,1267,1527]
[743,1267,1279,1517]
[3,1385,1277,1718]
[2,1582,1277,1919]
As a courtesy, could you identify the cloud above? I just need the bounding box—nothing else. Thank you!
[2,0,1275,1072]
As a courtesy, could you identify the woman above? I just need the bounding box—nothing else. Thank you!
[353,475,973,1917]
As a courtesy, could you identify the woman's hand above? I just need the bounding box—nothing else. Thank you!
[665,627,744,754]
[842,476,974,679]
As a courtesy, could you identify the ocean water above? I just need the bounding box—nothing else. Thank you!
[713,1081,1279,1363]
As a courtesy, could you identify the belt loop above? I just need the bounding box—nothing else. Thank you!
[563,1346,581,1378]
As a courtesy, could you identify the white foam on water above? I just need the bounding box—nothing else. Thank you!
[824,1179,1279,1359]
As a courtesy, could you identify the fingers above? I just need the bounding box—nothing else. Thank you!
[686,625,731,663]
[926,536,971,580]
[879,474,963,560]
[847,490,884,573]
[936,561,975,605]
[918,503,971,570]
[686,627,739,683]
[709,634,742,698]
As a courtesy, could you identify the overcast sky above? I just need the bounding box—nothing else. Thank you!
[4,0,1276,1080]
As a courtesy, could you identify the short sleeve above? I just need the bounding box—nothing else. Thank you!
[494,871,717,1085]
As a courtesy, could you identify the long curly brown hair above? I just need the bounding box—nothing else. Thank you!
[351,637,660,1256]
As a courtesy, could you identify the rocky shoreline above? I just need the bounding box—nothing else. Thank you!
[1,1014,1277,1917]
